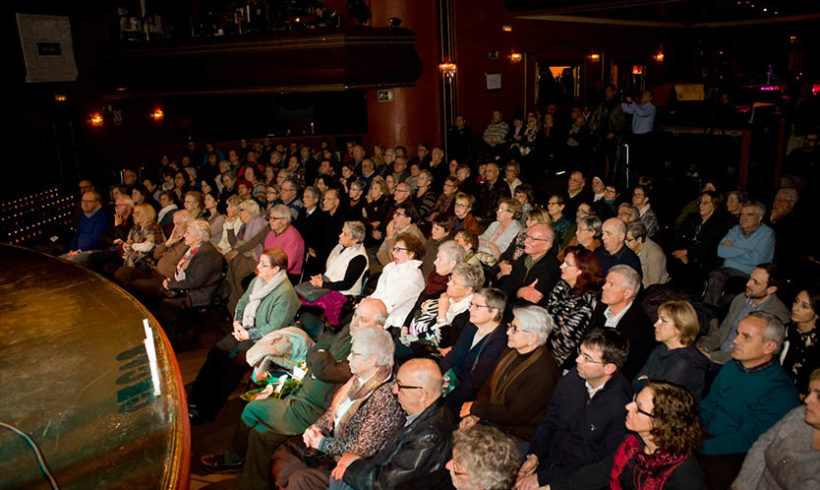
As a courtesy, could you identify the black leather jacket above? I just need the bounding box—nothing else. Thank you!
[343,399,457,490]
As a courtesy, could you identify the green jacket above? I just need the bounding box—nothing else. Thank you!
[234,277,301,342]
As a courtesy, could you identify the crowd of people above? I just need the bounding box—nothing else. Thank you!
[57,100,820,490]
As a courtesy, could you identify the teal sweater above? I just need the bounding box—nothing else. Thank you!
[234,277,301,341]
[699,360,799,455]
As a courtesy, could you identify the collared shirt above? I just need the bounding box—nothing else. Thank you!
[719,296,775,352]
[404,411,423,427]
[585,380,607,400]
[604,301,633,328]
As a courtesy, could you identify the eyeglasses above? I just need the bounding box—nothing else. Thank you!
[469,302,493,310]
[269,216,288,221]
[632,393,655,418]
[497,207,512,213]
[547,201,561,206]
[525,234,550,242]
[507,322,534,334]
[392,247,409,253]
[577,347,607,364]
[257,262,273,269]
[561,260,577,268]
[396,382,424,391]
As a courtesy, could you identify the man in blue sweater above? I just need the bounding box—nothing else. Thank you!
[704,201,775,306]
[515,328,633,489]
[698,311,799,490]
[65,191,110,265]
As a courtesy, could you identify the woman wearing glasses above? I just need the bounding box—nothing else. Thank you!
[369,232,426,330]
[633,300,710,402]
[546,246,605,366]
[544,381,706,490]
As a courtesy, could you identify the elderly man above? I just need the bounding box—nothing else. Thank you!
[589,265,655,379]
[475,162,512,223]
[263,204,305,280]
[482,109,510,149]
[517,328,632,489]
[625,221,668,288]
[376,202,425,267]
[594,218,642,276]
[329,358,457,490]
[461,306,561,444]
[447,425,520,490]
[295,187,323,275]
[65,190,110,264]
[697,264,789,365]
[279,179,304,220]
[768,188,801,269]
[564,170,591,220]
[85,196,135,273]
[497,223,561,309]
[698,312,800,490]
[317,189,346,262]
[201,298,389,489]
[704,200,775,306]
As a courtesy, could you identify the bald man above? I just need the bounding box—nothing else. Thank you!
[594,218,642,277]
[331,358,457,490]
[497,223,561,309]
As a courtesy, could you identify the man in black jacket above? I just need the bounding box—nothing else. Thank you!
[331,358,457,490]
[588,265,656,379]
[516,328,632,489]
[497,223,561,309]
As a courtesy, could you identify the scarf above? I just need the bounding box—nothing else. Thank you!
[489,345,546,404]
[174,245,199,281]
[329,368,392,439]
[242,270,286,328]
[610,435,687,490]
[425,271,449,295]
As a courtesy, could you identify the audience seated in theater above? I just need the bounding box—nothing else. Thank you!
[724,190,747,229]
[214,195,242,255]
[564,170,591,221]
[558,214,601,261]
[428,176,460,223]
[593,183,620,219]
[455,230,480,267]
[263,204,305,282]
[362,177,390,245]
[451,192,481,236]
[343,179,366,222]
[131,184,160,213]
[768,187,802,270]
[420,216,455,279]
[460,305,561,443]
[698,312,799,490]
[731,367,820,490]
[631,184,659,238]
[781,287,820,396]
[669,190,727,294]
[86,196,135,274]
[703,200,775,306]
[316,188,346,263]
[199,298,388,489]
[114,209,192,308]
[157,190,178,235]
[120,203,164,270]
[496,207,551,270]
[264,184,281,213]
[697,264,789,365]
[331,358,457,490]
[411,169,437,220]
[187,248,300,423]
[375,202,425,268]
[369,232,426,330]
[279,179,304,221]
[547,246,604,366]
[504,161,523,195]
[559,201,593,250]
[271,328,405,490]
[64,190,110,265]
[513,184,534,228]
[594,218,642,276]
[497,223,561,309]
[547,381,706,490]
[589,265,655,379]
[401,261,482,356]
[224,199,271,311]
[481,109,511,156]
[447,424,520,490]
[158,219,225,342]
[546,194,571,246]
[296,221,369,327]
[294,186,323,274]
[625,221,669,288]
[183,190,205,219]
[474,162,511,224]
[517,328,632,489]
[202,192,225,247]
[633,300,710,402]
[439,287,508,411]
[478,197,524,263]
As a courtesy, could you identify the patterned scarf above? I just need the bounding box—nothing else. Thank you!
[174,245,199,281]
[610,435,687,490]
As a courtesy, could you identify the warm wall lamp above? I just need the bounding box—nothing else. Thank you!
[509,52,523,63]
[89,112,104,127]
[438,62,457,81]
[587,53,601,62]
[150,107,165,121]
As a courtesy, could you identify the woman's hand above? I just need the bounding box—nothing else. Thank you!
[233,322,249,341]
[303,425,324,450]
[162,278,170,289]
[488,242,501,258]
[459,414,479,430]
[438,292,450,318]
[309,274,324,288]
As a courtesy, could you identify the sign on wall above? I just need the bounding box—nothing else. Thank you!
[16,13,78,83]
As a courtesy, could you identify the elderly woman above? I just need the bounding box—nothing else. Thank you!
[460,305,561,443]
[545,382,706,490]
[402,262,485,354]
[634,300,710,402]
[263,204,305,280]
[203,191,225,247]
[452,192,481,235]
[216,195,243,255]
[296,221,369,326]
[440,288,509,410]
[547,246,604,366]
[158,219,224,341]
[558,215,602,261]
[273,328,405,489]
[428,176,460,222]
[188,248,301,423]
[121,203,164,269]
[782,288,820,395]
[369,232,426,330]
[670,191,727,294]
[412,169,438,219]
[732,367,820,490]
[625,221,669,288]
[546,194,571,244]
[225,199,272,311]
[183,190,205,219]
[447,425,521,490]
[478,197,524,262]
[157,190,178,235]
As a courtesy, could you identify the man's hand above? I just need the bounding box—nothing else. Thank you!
[67,250,79,257]
[721,240,734,247]
[162,278,170,289]
[385,220,396,239]
[488,242,501,258]
[225,250,239,262]
[308,247,317,258]
[497,261,512,278]
[330,453,361,480]
[517,279,543,303]
[518,454,538,479]
[513,473,541,490]
[459,415,479,430]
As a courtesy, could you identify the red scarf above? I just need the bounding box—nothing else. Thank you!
[425,271,449,295]
[610,435,687,490]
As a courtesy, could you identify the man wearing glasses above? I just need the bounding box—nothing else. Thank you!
[497,223,560,309]
[64,190,111,264]
[330,358,456,489]
[515,328,632,490]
